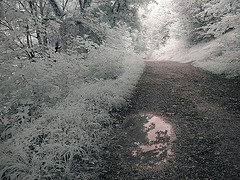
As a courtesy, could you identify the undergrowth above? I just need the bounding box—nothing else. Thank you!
[0,28,144,179]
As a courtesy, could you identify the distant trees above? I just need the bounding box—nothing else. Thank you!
[137,0,175,56]
[173,0,240,44]
[106,0,150,28]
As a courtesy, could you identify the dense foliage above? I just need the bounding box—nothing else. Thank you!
[173,0,240,44]
[138,0,174,57]
[1,0,239,179]
[0,0,149,179]
[151,0,240,77]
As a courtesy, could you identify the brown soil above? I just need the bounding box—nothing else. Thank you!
[100,61,240,180]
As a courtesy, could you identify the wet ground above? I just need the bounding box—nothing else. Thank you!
[101,61,240,180]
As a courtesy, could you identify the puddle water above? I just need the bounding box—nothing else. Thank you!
[127,114,176,168]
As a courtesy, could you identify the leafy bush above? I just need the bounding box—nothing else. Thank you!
[0,27,144,179]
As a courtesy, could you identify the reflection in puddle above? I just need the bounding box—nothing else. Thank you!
[132,114,176,167]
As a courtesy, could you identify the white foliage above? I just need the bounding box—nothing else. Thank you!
[152,28,240,77]
[138,0,174,56]
[0,26,144,179]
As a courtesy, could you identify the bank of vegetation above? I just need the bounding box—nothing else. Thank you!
[0,0,150,179]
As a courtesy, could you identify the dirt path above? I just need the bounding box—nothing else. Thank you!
[101,61,240,180]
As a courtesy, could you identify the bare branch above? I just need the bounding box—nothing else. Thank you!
[48,0,63,17]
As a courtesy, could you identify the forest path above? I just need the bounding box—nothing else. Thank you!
[101,61,240,180]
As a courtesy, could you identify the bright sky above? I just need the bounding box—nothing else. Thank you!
[138,0,173,21]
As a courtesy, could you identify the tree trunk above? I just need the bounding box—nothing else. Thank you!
[48,0,62,17]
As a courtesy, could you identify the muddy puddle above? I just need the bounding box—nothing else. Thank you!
[117,114,176,169]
